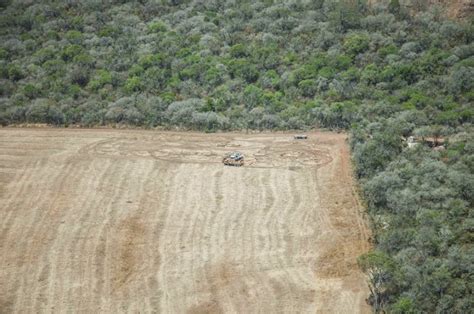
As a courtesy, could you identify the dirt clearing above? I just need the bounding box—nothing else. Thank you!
[0,128,370,313]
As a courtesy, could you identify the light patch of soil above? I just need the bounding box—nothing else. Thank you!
[0,128,370,313]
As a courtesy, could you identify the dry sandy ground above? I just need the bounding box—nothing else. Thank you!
[0,128,370,313]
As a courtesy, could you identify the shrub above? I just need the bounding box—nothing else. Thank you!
[7,64,24,81]
[124,76,143,93]
[344,33,370,57]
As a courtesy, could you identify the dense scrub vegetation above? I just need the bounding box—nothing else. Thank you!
[0,0,472,312]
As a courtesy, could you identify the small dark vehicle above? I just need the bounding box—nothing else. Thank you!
[294,134,308,140]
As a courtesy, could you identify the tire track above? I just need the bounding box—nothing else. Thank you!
[39,157,108,312]
[32,158,103,312]
[15,160,78,311]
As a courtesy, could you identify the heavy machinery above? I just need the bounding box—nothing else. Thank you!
[222,151,244,167]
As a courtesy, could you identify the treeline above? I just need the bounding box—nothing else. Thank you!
[0,0,473,311]
[1,0,472,131]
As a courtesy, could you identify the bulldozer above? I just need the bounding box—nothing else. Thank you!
[222,151,244,167]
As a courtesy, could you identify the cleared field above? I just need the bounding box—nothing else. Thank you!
[0,128,370,313]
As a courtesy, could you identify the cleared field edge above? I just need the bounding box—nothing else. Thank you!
[0,128,370,313]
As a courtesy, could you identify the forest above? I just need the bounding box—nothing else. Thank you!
[0,0,473,312]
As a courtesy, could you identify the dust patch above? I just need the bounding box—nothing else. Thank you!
[187,300,223,314]
[111,217,146,292]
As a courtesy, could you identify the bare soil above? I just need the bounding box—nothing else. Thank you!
[0,128,370,313]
